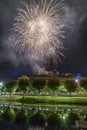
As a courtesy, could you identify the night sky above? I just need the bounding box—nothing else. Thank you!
[0,0,87,78]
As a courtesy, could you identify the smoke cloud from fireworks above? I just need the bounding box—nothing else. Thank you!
[11,0,69,72]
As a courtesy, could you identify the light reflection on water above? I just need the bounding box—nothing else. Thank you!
[0,104,87,130]
[28,126,45,130]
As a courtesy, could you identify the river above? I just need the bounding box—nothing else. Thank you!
[0,103,87,130]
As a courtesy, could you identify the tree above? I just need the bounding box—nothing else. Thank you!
[47,78,60,96]
[65,79,77,96]
[15,109,29,125]
[80,78,87,93]
[2,107,16,123]
[18,75,30,99]
[47,113,61,130]
[29,112,46,127]
[66,113,80,126]
[32,78,46,96]
[5,79,18,97]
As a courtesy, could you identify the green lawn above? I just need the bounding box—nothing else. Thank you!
[23,96,87,104]
[0,95,87,105]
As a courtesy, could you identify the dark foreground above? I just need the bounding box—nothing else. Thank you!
[0,103,87,130]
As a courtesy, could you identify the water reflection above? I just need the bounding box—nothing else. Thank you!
[0,104,87,130]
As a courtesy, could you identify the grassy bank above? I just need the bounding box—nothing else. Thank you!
[0,95,87,105]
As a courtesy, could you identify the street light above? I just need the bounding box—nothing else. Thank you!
[0,82,3,86]
[61,85,64,89]
[62,115,66,120]
[0,82,3,93]
[75,79,79,83]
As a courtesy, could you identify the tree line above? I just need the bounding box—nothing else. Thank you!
[2,75,87,98]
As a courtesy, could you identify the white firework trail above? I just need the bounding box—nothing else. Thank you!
[11,0,69,70]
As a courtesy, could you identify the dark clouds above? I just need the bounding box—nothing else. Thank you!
[0,0,87,78]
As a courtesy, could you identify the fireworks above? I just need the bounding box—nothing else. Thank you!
[11,0,68,68]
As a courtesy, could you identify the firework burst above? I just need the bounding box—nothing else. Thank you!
[11,0,68,69]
